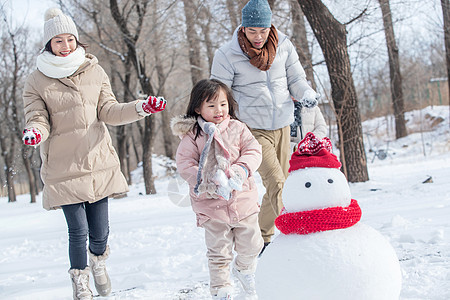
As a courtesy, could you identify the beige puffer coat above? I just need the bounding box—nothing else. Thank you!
[23,53,144,210]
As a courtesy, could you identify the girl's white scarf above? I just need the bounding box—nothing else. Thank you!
[36,47,86,79]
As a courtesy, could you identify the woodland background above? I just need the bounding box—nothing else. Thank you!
[0,0,448,202]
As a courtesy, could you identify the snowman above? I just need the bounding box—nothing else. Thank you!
[256,132,402,300]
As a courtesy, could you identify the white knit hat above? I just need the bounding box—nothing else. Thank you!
[43,8,79,47]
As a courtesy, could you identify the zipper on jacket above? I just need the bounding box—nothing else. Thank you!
[266,70,277,129]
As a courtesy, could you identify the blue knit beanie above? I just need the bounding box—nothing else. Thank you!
[242,0,272,28]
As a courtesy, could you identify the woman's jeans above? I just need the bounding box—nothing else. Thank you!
[62,197,109,270]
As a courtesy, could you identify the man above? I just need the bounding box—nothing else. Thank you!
[210,0,320,253]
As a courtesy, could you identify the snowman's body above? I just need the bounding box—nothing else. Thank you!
[256,166,402,300]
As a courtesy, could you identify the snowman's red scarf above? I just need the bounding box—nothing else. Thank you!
[275,199,362,235]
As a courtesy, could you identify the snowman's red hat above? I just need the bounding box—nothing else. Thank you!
[289,132,341,172]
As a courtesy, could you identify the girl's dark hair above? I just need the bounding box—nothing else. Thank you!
[43,37,87,54]
[186,79,238,139]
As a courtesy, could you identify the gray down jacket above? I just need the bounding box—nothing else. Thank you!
[211,26,314,130]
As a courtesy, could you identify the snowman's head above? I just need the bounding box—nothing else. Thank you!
[284,132,351,212]
[282,167,351,212]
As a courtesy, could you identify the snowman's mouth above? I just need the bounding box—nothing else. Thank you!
[275,199,362,235]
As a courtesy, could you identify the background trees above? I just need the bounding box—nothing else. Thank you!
[297,0,369,182]
[0,0,447,198]
[0,7,41,202]
[441,0,450,123]
[378,0,407,139]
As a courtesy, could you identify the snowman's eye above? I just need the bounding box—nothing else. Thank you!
[328,179,334,184]
[305,182,311,188]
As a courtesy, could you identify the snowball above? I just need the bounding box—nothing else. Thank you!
[213,169,229,187]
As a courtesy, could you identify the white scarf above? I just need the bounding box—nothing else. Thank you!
[36,47,86,79]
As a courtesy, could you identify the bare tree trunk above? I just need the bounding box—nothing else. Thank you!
[378,0,407,139]
[199,4,215,73]
[117,123,129,185]
[182,0,204,85]
[33,152,42,196]
[0,134,17,202]
[126,135,133,180]
[116,61,133,185]
[298,0,368,183]
[5,159,17,202]
[441,0,450,128]
[142,116,156,194]
[153,0,174,160]
[289,0,316,90]
[131,134,141,163]
[156,108,174,163]
[134,47,156,194]
[226,0,240,32]
[139,80,156,194]
[155,92,174,160]
[0,16,27,202]
[155,63,174,160]
[110,0,157,194]
[22,148,37,203]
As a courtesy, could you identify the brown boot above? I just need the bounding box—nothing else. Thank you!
[68,267,93,300]
[88,245,112,296]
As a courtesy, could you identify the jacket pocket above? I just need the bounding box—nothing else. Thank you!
[196,213,210,227]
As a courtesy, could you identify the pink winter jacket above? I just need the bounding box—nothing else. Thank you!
[171,115,262,226]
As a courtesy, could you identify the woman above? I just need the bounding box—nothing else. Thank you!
[22,8,166,300]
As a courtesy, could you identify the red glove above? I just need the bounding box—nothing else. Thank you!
[22,128,42,146]
[142,96,167,114]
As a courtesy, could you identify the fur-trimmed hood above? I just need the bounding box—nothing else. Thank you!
[171,115,197,137]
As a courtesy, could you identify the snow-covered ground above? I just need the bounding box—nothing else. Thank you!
[1,106,449,300]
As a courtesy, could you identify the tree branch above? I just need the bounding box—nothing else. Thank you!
[344,8,367,26]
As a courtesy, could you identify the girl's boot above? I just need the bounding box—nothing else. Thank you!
[88,245,111,296]
[68,267,93,300]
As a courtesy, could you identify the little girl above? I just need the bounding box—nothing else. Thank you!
[171,79,263,300]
